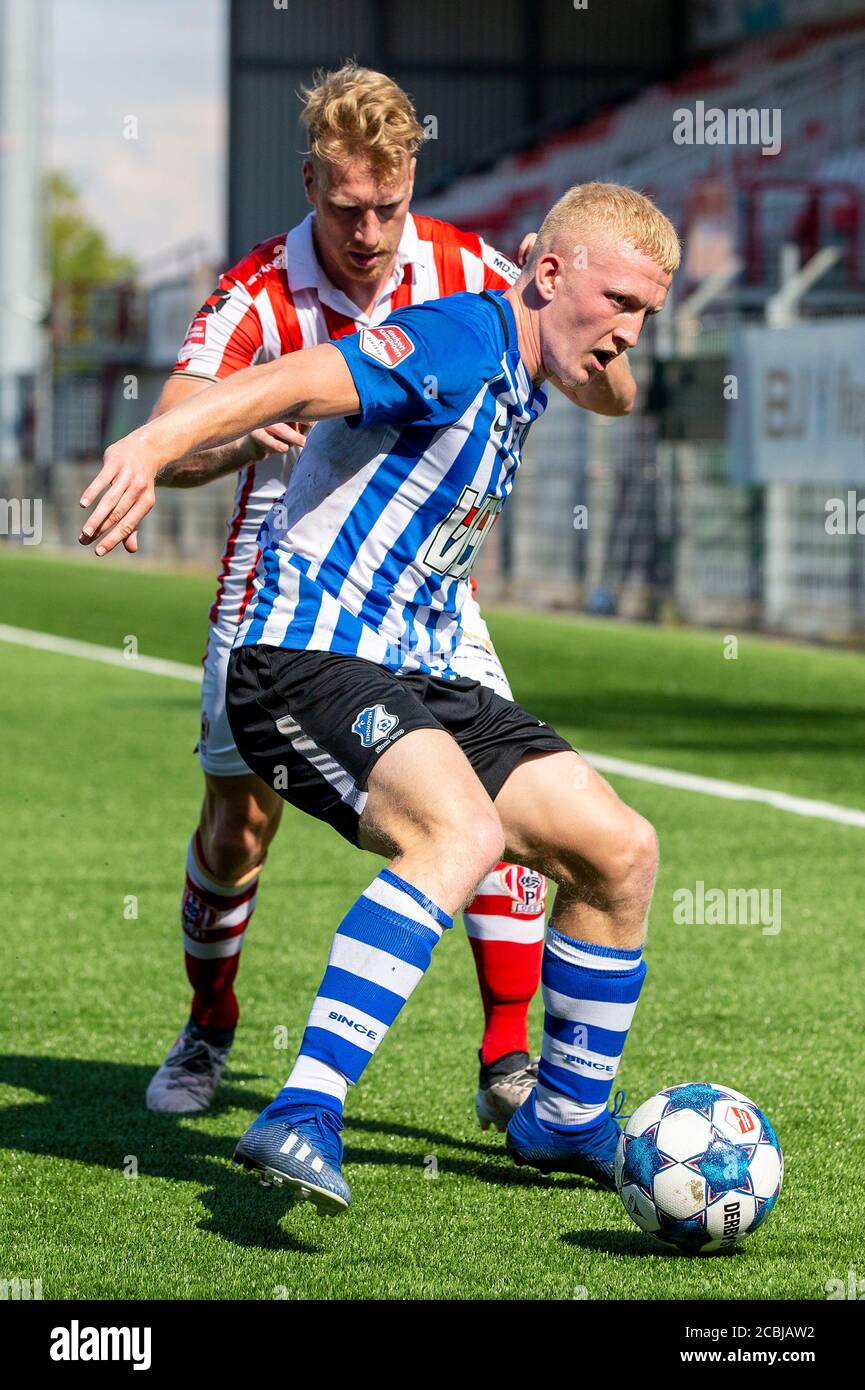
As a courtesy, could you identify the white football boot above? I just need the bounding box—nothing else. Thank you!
[475,1051,539,1132]
[146,1024,233,1113]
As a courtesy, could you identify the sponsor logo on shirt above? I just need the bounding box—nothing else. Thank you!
[490,253,519,283]
[247,243,286,288]
[359,325,416,368]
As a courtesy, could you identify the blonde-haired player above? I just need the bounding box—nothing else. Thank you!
[142,63,637,1127]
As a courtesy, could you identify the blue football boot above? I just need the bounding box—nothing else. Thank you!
[233,1096,351,1214]
[506,1089,628,1190]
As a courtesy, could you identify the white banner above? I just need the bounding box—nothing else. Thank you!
[729,321,865,483]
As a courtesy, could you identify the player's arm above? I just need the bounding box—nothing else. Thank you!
[79,344,359,555]
[149,376,308,488]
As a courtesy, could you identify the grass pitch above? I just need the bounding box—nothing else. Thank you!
[1,547,863,1300]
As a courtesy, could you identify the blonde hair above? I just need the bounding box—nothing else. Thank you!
[300,60,425,184]
[527,182,681,275]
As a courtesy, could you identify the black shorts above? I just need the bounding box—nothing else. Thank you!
[226,645,573,846]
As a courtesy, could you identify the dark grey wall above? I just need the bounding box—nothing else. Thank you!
[227,0,684,260]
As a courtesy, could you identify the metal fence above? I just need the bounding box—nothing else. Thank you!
[475,319,865,643]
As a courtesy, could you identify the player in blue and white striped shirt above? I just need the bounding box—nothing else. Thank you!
[236,288,545,675]
[81,182,680,1215]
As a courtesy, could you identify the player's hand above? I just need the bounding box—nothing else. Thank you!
[248,420,310,457]
[78,442,158,556]
[517,232,537,268]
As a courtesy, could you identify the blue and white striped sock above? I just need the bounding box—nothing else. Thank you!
[279,868,453,1113]
[535,925,646,1130]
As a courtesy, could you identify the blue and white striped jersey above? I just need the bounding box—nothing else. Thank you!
[235,290,547,677]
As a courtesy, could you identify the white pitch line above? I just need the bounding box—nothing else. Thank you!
[584,752,865,830]
[0,622,201,684]
[3,620,865,830]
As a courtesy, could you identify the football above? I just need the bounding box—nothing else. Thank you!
[615,1082,783,1255]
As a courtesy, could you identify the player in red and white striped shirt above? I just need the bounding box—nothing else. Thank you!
[143,63,635,1125]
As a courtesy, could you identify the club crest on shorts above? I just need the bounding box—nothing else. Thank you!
[352,704,400,748]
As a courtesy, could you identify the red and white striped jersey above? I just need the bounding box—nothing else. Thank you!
[173,212,519,632]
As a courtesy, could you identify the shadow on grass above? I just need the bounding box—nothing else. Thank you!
[1,1055,595,1248]
[342,1115,607,1192]
[0,1054,315,1253]
[561,1227,680,1258]
[519,689,865,754]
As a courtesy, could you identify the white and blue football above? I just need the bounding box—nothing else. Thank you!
[615,1082,783,1255]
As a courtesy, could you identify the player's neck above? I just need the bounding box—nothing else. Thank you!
[312,226,396,317]
[505,283,545,385]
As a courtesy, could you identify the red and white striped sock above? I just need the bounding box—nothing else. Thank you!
[180,831,259,1032]
[463,863,547,1065]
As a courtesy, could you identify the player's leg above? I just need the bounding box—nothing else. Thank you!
[465,865,546,1129]
[186,770,283,1027]
[146,629,283,1113]
[452,588,546,1127]
[226,646,504,1211]
[494,749,658,1186]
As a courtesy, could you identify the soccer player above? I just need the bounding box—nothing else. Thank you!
[137,63,637,1126]
[80,180,679,1214]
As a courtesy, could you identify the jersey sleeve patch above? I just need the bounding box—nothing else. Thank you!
[359,325,416,368]
[180,316,208,350]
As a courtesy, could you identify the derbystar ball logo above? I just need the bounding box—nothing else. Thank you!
[726,1104,756,1135]
[352,704,399,748]
[359,325,415,368]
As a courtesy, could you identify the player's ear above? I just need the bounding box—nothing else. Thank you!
[302,160,317,207]
[534,251,561,304]
[406,156,417,198]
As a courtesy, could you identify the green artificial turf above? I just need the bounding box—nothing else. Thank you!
[0,546,862,1299]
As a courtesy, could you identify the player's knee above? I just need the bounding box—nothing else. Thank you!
[200,804,272,879]
[428,802,504,881]
[556,802,657,913]
[606,810,659,901]
[470,810,507,880]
